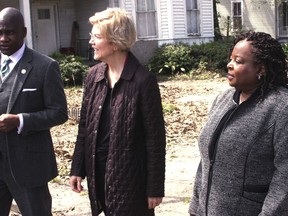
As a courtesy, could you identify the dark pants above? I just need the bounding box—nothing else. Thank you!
[95,155,107,214]
[0,151,52,216]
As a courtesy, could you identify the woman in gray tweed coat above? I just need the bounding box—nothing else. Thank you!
[189,31,288,216]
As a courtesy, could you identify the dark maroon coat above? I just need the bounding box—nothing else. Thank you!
[70,52,166,216]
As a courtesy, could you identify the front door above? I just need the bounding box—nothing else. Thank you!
[32,4,58,55]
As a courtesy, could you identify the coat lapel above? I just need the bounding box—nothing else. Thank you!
[7,47,32,113]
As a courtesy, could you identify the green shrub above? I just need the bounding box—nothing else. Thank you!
[147,43,194,75]
[282,43,288,58]
[147,39,233,76]
[50,52,89,86]
[198,39,232,72]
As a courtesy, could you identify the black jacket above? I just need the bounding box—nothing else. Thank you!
[70,52,166,216]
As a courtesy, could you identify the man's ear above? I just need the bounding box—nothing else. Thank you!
[23,27,27,38]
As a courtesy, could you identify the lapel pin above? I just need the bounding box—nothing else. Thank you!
[21,69,26,74]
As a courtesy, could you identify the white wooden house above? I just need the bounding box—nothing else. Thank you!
[217,0,288,43]
[0,0,214,64]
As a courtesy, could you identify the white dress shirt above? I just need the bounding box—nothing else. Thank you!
[1,43,25,133]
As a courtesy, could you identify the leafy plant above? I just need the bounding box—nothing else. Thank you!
[50,52,89,86]
[147,43,194,75]
[147,39,232,77]
[282,43,288,57]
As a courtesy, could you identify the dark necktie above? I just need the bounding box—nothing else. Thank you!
[1,58,11,78]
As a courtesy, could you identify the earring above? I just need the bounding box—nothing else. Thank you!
[257,74,261,80]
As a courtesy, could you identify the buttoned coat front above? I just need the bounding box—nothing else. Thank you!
[0,46,68,188]
[70,52,166,216]
[189,87,288,216]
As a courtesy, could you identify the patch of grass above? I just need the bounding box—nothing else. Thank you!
[162,102,177,114]
[50,177,62,184]
[169,70,224,81]
[80,191,88,196]
[184,197,191,203]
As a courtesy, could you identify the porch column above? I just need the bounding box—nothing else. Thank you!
[19,0,33,49]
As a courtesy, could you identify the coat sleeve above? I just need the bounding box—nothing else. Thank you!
[140,73,166,197]
[69,71,92,178]
[69,91,87,178]
[189,160,202,214]
[259,104,288,215]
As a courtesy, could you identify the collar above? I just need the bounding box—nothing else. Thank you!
[1,43,25,65]
[94,52,139,82]
[233,87,262,104]
[233,89,241,104]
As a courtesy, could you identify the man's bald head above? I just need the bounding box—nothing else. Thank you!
[0,7,26,56]
[0,7,25,28]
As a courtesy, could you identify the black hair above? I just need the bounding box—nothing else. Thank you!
[230,31,288,99]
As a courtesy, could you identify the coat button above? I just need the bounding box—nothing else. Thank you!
[99,105,102,109]
[94,130,97,134]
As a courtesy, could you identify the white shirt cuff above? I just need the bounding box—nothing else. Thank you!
[17,114,24,134]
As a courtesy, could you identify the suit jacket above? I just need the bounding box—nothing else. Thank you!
[1,46,68,188]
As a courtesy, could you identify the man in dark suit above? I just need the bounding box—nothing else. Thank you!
[0,7,68,216]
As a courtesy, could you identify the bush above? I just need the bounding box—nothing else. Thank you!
[282,43,288,57]
[147,39,233,76]
[50,52,89,86]
[197,40,231,72]
[147,43,194,75]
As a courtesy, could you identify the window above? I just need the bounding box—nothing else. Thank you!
[186,0,200,35]
[282,2,288,26]
[232,2,242,31]
[136,0,157,38]
[278,2,288,35]
[38,9,50,20]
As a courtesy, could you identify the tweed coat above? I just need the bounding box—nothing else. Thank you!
[70,52,166,216]
[189,86,288,216]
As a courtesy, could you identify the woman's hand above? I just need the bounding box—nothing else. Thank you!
[69,176,83,193]
[147,197,163,209]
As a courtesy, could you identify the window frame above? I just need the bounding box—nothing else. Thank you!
[186,0,200,36]
[231,1,243,31]
[136,0,157,39]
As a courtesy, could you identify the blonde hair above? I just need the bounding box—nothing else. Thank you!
[89,8,136,50]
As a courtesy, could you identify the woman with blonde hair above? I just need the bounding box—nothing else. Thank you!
[69,8,166,216]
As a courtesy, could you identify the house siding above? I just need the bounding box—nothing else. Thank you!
[172,0,186,38]
[75,0,108,58]
[131,0,214,64]
[243,1,275,38]
[0,0,19,10]
[217,0,276,38]
[57,0,77,49]
[201,0,214,36]
[159,0,170,39]
[123,0,133,14]
[5,0,215,65]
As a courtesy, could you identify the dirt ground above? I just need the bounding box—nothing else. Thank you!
[10,78,229,216]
